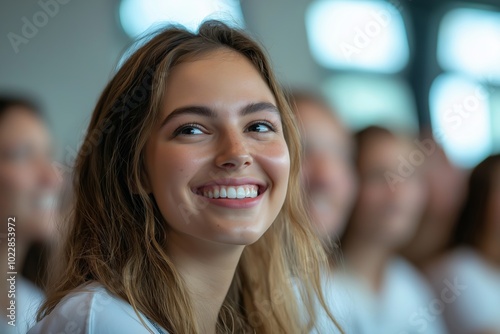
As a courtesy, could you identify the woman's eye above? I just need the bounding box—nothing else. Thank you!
[173,125,204,136]
[247,122,274,133]
[2,147,31,162]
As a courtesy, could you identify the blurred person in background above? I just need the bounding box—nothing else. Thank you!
[290,90,358,333]
[0,96,60,334]
[290,90,357,254]
[402,132,467,271]
[428,154,500,334]
[340,126,448,334]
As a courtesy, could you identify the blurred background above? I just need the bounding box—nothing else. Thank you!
[1,0,499,169]
[1,1,500,333]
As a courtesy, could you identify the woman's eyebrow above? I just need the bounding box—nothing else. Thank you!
[161,102,280,128]
[241,102,280,116]
[161,106,215,128]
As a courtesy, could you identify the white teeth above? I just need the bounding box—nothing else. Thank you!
[227,187,237,199]
[198,185,261,199]
[236,187,246,199]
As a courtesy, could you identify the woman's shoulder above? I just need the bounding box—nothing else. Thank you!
[384,256,437,302]
[28,282,167,334]
[427,247,492,284]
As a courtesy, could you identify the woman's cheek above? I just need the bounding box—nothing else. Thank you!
[151,145,212,202]
[254,139,290,191]
[0,167,33,208]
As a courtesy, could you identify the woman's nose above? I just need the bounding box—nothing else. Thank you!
[215,132,253,171]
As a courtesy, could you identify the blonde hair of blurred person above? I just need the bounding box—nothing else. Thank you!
[427,154,500,334]
[30,21,341,334]
[289,91,357,259]
[340,126,447,334]
[0,96,60,334]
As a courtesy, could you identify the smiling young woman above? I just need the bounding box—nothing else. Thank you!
[28,21,341,334]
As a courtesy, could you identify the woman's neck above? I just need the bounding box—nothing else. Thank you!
[166,233,244,334]
[479,233,500,268]
[342,236,391,293]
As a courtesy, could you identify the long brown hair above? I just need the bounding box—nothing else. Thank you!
[451,154,500,249]
[38,20,341,333]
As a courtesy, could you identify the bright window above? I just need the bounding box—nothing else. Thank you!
[305,0,410,73]
[437,8,500,83]
[429,73,492,168]
[322,74,418,133]
[488,89,500,154]
[119,0,245,38]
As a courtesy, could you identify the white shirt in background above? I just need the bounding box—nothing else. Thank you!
[428,247,500,334]
[324,256,449,334]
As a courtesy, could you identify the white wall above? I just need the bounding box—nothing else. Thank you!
[1,0,131,158]
[0,0,321,161]
[241,0,323,88]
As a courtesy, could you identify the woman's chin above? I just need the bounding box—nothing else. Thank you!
[209,228,268,246]
[198,221,271,247]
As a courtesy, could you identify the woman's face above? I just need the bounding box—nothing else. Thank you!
[296,100,357,240]
[350,136,426,247]
[0,107,59,241]
[145,49,290,247]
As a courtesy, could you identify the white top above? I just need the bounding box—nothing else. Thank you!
[27,282,169,334]
[1,277,44,334]
[329,257,448,334]
[428,247,500,334]
[310,271,356,334]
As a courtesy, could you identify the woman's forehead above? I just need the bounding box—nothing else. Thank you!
[162,49,276,113]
